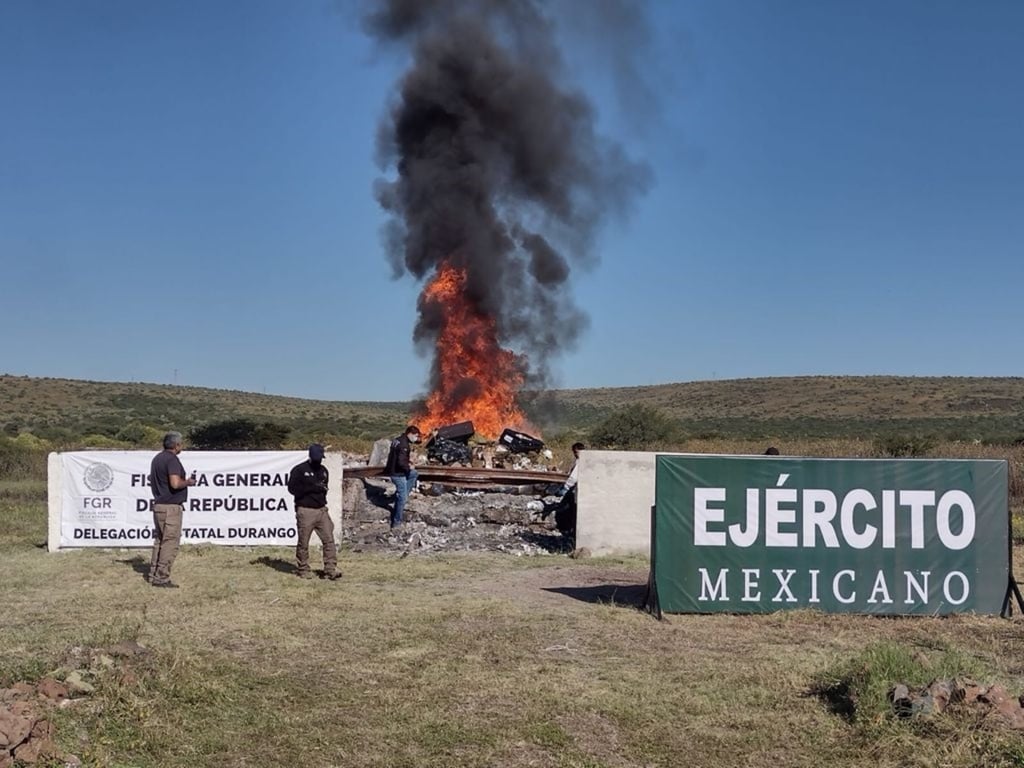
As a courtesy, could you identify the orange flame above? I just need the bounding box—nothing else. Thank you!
[416,262,534,440]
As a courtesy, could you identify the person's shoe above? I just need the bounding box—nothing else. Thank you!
[151,581,179,589]
[296,571,314,580]
[321,572,343,581]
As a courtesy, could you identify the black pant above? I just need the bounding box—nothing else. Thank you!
[554,492,577,539]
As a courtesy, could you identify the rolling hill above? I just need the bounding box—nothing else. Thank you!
[1,373,1022,444]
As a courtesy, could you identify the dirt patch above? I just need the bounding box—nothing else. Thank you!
[462,565,649,611]
[341,475,649,611]
[557,711,631,768]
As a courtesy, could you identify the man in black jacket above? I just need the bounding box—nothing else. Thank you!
[384,425,420,529]
[287,443,340,580]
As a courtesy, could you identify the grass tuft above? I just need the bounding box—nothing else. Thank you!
[810,641,988,723]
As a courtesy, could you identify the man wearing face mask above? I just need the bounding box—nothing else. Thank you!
[287,443,340,580]
[384,425,421,529]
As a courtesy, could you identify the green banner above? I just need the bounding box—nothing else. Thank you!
[652,456,1009,615]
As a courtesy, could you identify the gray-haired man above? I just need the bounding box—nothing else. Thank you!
[148,432,196,588]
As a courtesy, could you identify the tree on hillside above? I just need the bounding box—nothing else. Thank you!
[189,419,290,450]
[115,421,164,447]
[588,404,679,450]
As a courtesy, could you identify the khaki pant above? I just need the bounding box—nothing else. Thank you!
[295,506,337,576]
[150,503,183,584]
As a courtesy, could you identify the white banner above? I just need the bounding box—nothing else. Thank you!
[52,450,344,549]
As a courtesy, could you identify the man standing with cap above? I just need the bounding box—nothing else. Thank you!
[287,443,340,580]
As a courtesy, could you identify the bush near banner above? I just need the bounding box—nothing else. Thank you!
[651,455,1010,615]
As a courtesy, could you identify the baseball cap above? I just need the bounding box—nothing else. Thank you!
[308,443,325,460]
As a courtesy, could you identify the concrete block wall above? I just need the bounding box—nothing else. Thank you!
[575,450,691,557]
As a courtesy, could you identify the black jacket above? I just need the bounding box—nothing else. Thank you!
[384,434,414,476]
[287,460,329,509]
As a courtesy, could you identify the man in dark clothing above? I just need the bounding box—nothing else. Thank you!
[149,431,197,588]
[384,425,420,529]
[287,443,340,580]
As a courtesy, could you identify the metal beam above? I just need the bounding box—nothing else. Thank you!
[342,464,568,486]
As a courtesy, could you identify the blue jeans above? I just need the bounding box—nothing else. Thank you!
[390,469,418,528]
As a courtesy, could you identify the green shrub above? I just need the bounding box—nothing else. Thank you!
[80,434,130,449]
[588,405,679,450]
[874,434,935,458]
[10,433,50,450]
[0,436,48,480]
[116,421,164,447]
[189,419,291,450]
[810,641,987,723]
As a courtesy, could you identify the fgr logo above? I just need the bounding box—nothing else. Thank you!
[83,462,115,492]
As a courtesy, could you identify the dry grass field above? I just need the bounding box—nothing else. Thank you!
[2,376,1024,765]
[4,470,1024,767]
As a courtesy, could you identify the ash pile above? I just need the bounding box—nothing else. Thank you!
[342,422,574,557]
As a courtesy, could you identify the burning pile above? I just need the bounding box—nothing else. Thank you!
[425,420,550,470]
[426,421,475,465]
[417,263,528,439]
[365,0,650,439]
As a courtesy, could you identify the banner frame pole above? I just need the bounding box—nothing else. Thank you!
[47,452,62,552]
[643,503,663,620]
[1001,463,1023,618]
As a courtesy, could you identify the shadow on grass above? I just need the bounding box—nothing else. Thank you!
[115,555,149,581]
[542,583,649,609]
[250,556,297,574]
[805,680,856,722]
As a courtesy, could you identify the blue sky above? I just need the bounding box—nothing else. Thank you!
[2,1,1021,402]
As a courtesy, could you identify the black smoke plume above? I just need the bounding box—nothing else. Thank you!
[365,0,650,392]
